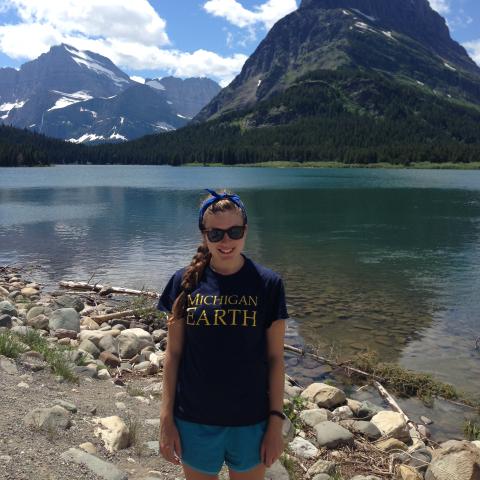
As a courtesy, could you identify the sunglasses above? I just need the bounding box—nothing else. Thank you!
[202,225,246,243]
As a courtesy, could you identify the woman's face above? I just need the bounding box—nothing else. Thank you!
[202,209,247,265]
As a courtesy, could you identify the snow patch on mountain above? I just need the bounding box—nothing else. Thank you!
[65,46,129,87]
[68,133,105,143]
[48,91,93,111]
[146,80,166,91]
[0,100,26,119]
[351,8,377,22]
[109,132,127,141]
[444,62,457,71]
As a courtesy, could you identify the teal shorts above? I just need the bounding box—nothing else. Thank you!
[174,416,268,475]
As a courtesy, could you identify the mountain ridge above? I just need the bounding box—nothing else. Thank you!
[0,44,220,143]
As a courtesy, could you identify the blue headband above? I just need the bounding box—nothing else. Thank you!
[198,189,248,229]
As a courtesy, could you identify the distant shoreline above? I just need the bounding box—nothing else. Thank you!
[182,161,480,170]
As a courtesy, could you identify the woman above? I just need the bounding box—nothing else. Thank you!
[158,189,288,480]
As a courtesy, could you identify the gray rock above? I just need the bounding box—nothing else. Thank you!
[358,401,383,420]
[25,305,47,320]
[0,301,17,317]
[288,436,319,459]
[60,448,128,480]
[331,405,354,421]
[10,325,34,336]
[0,355,18,375]
[54,399,77,413]
[425,440,480,480]
[24,405,71,430]
[152,329,167,342]
[339,420,382,440]
[49,308,80,332]
[312,475,332,480]
[301,382,346,409]
[18,351,47,371]
[265,460,289,480]
[282,416,295,444]
[0,314,12,328]
[307,459,336,476]
[27,314,49,330]
[314,421,354,449]
[300,408,331,427]
[98,334,118,354]
[144,440,159,455]
[73,366,98,378]
[78,339,101,359]
[53,295,84,312]
[117,334,140,358]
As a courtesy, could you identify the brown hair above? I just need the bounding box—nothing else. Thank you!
[170,196,246,324]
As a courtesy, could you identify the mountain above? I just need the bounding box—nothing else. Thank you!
[146,76,221,119]
[0,44,220,143]
[195,0,480,122]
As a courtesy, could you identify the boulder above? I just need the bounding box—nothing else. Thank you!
[53,329,78,339]
[301,383,346,409]
[314,421,354,449]
[426,440,480,480]
[21,287,39,298]
[26,305,52,321]
[283,416,295,444]
[49,308,80,332]
[98,334,118,354]
[18,351,47,371]
[396,465,423,480]
[117,334,140,358]
[307,459,336,477]
[27,314,49,330]
[0,314,12,328]
[81,317,100,330]
[24,405,71,430]
[332,405,354,421]
[78,339,101,359]
[339,420,382,440]
[288,436,319,459]
[60,448,128,480]
[93,416,130,452]
[299,408,331,427]
[0,355,18,375]
[371,411,410,441]
[0,301,17,317]
[53,295,84,312]
[376,438,408,452]
[99,351,121,368]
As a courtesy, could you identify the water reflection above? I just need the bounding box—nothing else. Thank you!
[1,167,480,396]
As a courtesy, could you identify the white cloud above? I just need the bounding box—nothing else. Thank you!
[428,0,450,15]
[463,40,480,66]
[203,0,298,30]
[0,0,248,85]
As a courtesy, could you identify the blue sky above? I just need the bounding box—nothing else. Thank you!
[0,0,479,86]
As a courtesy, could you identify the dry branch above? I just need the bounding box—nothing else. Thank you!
[91,310,136,324]
[59,280,159,298]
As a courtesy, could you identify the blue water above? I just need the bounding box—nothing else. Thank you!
[1,165,480,396]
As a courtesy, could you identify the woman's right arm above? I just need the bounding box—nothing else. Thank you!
[159,316,185,464]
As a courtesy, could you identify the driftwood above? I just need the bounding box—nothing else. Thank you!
[59,280,159,298]
[91,310,136,324]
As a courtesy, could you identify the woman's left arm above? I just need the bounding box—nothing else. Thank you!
[261,318,286,468]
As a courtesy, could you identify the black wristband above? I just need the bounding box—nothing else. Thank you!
[269,410,286,420]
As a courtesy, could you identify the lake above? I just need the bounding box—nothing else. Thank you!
[1,165,479,401]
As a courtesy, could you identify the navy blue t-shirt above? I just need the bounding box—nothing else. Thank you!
[157,256,288,426]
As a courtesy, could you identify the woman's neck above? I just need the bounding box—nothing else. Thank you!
[210,255,245,276]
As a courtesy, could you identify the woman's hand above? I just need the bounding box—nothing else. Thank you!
[159,416,182,465]
[260,420,284,468]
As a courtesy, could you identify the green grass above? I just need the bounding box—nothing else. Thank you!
[182,161,480,170]
[1,329,79,383]
[0,331,29,358]
[121,294,166,322]
[464,418,480,441]
[351,351,477,407]
[283,395,307,430]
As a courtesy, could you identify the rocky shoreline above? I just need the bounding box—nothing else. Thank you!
[1,266,479,480]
